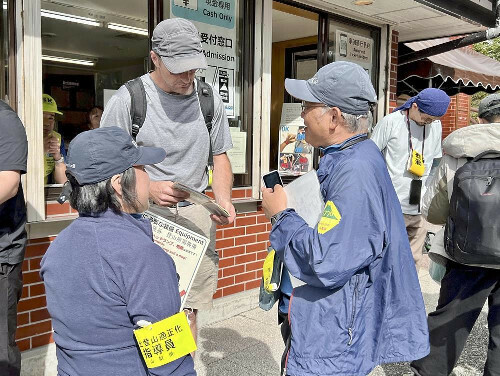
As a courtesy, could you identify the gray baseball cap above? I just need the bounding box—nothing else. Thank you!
[66,127,166,185]
[285,61,377,115]
[152,18,207,74]
[478,93,500,118]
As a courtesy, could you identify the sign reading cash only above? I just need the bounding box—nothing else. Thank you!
[172,0,238,118]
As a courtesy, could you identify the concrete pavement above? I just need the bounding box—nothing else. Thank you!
[193,269,491,376]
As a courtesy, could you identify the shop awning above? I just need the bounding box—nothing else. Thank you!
[398,37,500,96]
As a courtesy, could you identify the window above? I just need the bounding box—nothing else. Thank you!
[41,0,150,208]
[0,0,15,105]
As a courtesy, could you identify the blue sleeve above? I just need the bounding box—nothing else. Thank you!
[107,240,195,376]
[270,160,386,289]
[59,138,67,158]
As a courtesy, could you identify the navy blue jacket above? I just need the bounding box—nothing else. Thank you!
[40,210,196,376]
[271,138,429,375]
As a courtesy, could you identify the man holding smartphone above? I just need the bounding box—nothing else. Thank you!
[261,61,429,375]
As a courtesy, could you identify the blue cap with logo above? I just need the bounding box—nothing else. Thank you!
[285,61,377,115]
[66,126,166,185]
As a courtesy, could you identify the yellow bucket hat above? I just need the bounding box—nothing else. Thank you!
[42,94,63,115]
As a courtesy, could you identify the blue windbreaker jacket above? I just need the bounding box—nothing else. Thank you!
[271,138,429,376]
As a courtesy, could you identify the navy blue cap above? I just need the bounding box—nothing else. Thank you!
[285,61,377,115]
[66,126,166,185]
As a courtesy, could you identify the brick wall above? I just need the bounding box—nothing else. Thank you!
[440,93,471,139]
[17,188,270,352]
[389,30,399,112]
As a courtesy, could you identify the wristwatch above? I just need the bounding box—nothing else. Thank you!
[270,211,283,225]
[54,156,65,164]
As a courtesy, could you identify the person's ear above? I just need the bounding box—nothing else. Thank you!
[150,51,160,69]
[329,107,343,130]
[111,174,123,197]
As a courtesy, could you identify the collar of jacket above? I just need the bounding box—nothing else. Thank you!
[79,209,153,238]
[320,133,367,156]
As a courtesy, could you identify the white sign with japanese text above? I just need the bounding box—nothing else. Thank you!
[143,211,209,310]
[335,30,373,75]
[172,0,238,118]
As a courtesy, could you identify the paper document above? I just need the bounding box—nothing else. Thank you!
[143,211,209,310]
[172,182,230,217]
[283,170,325,287]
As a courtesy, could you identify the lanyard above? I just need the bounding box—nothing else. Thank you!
[406,110,426,160]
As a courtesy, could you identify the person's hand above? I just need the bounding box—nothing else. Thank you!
[261,184,287,219]
[284,133,296,145]
[150,181,190,206]
[47,136,61,160]
[210,200,236,225]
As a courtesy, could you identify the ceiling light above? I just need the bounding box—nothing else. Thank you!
[353,0,373,5]
[42,55,95,66]
[41,9,100,27]
[107,23,148,36]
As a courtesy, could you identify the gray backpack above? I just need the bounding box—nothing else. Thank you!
[445,150,500,265]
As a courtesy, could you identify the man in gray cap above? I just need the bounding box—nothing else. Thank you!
[101,18,235,344]
[410,93,500,376]
[261,61,429,375]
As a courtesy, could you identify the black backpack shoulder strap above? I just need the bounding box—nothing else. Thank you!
[196,78,215,168]
[124,77,147,140]
[472,149,500,162]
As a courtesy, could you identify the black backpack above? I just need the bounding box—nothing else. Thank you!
[124,77,215,171]
[445,150,500,265]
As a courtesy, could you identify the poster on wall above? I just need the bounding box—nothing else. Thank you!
[172,0,238,118]
[278,103,314,176]
[335,30,373,77]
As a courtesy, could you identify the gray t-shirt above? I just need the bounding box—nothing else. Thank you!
[101,74,232,192]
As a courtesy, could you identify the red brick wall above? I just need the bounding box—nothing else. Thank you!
[441,93,471,139]
[17,238,53,351]
[389,30,399,112]
[17,188,270,352]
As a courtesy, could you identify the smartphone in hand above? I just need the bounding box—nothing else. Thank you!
[262,170,283,191]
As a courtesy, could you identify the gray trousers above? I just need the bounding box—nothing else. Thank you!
[0,262,23,376]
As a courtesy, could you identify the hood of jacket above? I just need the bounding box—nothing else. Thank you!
[443,122,500,159]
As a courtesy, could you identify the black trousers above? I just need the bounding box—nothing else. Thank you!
[0,263,23,376]
[278,311,291,376]
[411,261,500,376]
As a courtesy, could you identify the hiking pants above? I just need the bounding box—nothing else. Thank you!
[411,261,500,376]
[0,262,23,376]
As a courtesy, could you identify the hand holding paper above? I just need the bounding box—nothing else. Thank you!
[150,180,190,206]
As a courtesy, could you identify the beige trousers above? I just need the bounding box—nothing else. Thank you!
[403,214,429,270]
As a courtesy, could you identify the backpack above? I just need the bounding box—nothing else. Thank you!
[124,77,215,179]
[444,150,500,265]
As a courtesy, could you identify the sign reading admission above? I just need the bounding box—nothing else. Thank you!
[172,0,238,118]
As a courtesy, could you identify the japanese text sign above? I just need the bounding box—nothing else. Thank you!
[143,211,209,310]
[134,312,196,368]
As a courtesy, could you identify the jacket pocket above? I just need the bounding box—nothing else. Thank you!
[348,274,360,346]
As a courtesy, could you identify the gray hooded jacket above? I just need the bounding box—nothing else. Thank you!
[422,122,500,269]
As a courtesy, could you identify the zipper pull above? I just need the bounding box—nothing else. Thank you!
[348,328,353,345]
[486,177,493,186]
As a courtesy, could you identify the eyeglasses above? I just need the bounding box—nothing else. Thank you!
[301,101,329,112]
[417,109,438,125]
